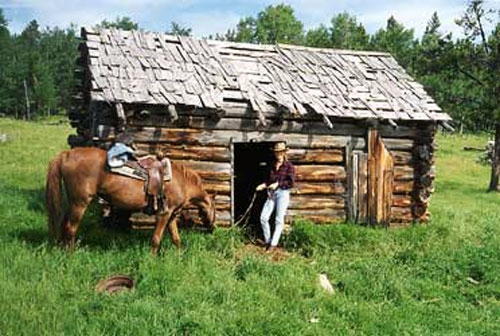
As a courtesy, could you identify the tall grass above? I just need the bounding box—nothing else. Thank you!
[0,118,499,335]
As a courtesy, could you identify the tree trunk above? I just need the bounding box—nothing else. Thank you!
[488,122,500,191]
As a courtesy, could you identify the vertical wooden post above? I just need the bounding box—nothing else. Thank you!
[345,138,353,222]
[230,138,235,225]
[357,153,368,223]
[368,129,378,225]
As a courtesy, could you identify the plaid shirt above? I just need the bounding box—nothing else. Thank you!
[268,160,295,190]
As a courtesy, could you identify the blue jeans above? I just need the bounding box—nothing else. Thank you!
[260,188,291,247]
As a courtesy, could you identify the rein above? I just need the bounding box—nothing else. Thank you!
[234,190,259,227]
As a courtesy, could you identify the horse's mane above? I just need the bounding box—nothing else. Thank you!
[173,162,203,188]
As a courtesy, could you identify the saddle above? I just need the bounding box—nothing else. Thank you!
[109,155,172,215]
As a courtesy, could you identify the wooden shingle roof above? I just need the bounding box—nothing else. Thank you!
[79,27,451,122]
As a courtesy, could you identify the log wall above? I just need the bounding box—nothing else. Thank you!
[131,126,353,226]
[91,104,437,227]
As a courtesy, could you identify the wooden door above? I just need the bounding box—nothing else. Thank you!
[348,129,394,225]
[368,129,394,225]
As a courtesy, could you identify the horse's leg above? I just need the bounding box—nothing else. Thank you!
[151,210,172,256]
[62,202,88,251]
[167,217,181,249]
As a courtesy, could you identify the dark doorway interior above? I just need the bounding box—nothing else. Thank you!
[233,142,276,234]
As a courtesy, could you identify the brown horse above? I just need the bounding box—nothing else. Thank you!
[45,147,216,254]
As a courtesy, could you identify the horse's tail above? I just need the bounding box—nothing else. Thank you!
[46,153,64,242]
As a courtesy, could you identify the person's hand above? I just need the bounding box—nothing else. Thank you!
[256,183,266,191]
[268,182,279,190]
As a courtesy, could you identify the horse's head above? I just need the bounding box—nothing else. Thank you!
[198,193,216,232]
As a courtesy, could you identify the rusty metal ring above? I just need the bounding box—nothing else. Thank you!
[95,275,135,294]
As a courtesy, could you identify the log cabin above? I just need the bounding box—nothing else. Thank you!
[69,27,452,227]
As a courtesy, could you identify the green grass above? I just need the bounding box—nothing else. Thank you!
[1,118,500,335]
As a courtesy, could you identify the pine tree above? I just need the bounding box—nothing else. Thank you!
[330,12,369,50]
[371,16,415,69]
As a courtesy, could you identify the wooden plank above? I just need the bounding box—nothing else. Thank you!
[357,152,368,223]
[368,129,377,225]
[295,165,346,182]
[348,149,358,222]
[381,143,394,223]
[368,128,394,224]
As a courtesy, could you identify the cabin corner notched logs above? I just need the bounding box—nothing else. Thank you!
[70,27,449,227]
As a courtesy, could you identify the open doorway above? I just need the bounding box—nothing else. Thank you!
[233,142,276,234]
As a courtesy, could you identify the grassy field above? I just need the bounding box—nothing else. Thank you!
[1,118,500,335]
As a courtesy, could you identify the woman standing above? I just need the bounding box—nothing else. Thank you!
[255,142,295,252]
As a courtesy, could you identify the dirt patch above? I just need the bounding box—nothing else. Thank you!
[237,242,293,262]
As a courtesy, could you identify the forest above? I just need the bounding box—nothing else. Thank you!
[0,1,498,133]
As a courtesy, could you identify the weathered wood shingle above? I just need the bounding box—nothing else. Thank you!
[79,27,451,122]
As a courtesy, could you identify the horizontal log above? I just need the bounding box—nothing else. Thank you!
[130,115,345,135]
[392,195,412,207]
[203,181,230,195]
[177,209,232,227]
[390,206,429,223]
[175,160,232,181]
[391,151,413,165]
[382,138,414,150]
[215,211,231,223]
[289,195,345,210]
[198,172,231,182]
[136,144,230,162]
[393,181,413,194]
[128,114,434,139]
[287,209,346,222]
[287,148,344,164]
[127,127,365,149]
[215,220,232,227]
[148,101,435,130]
[185,202,230,211]
[180,160,231,173]
[286,215,344,224]
[129,212,233,228]
[295,165,346,182]
[140,144,343,165]
[185,194,230,210]
[394,166,414,181]
[293,182,345,195]
[390,206,413,222]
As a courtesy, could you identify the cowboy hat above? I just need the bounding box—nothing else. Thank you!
[273,142,288,152]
